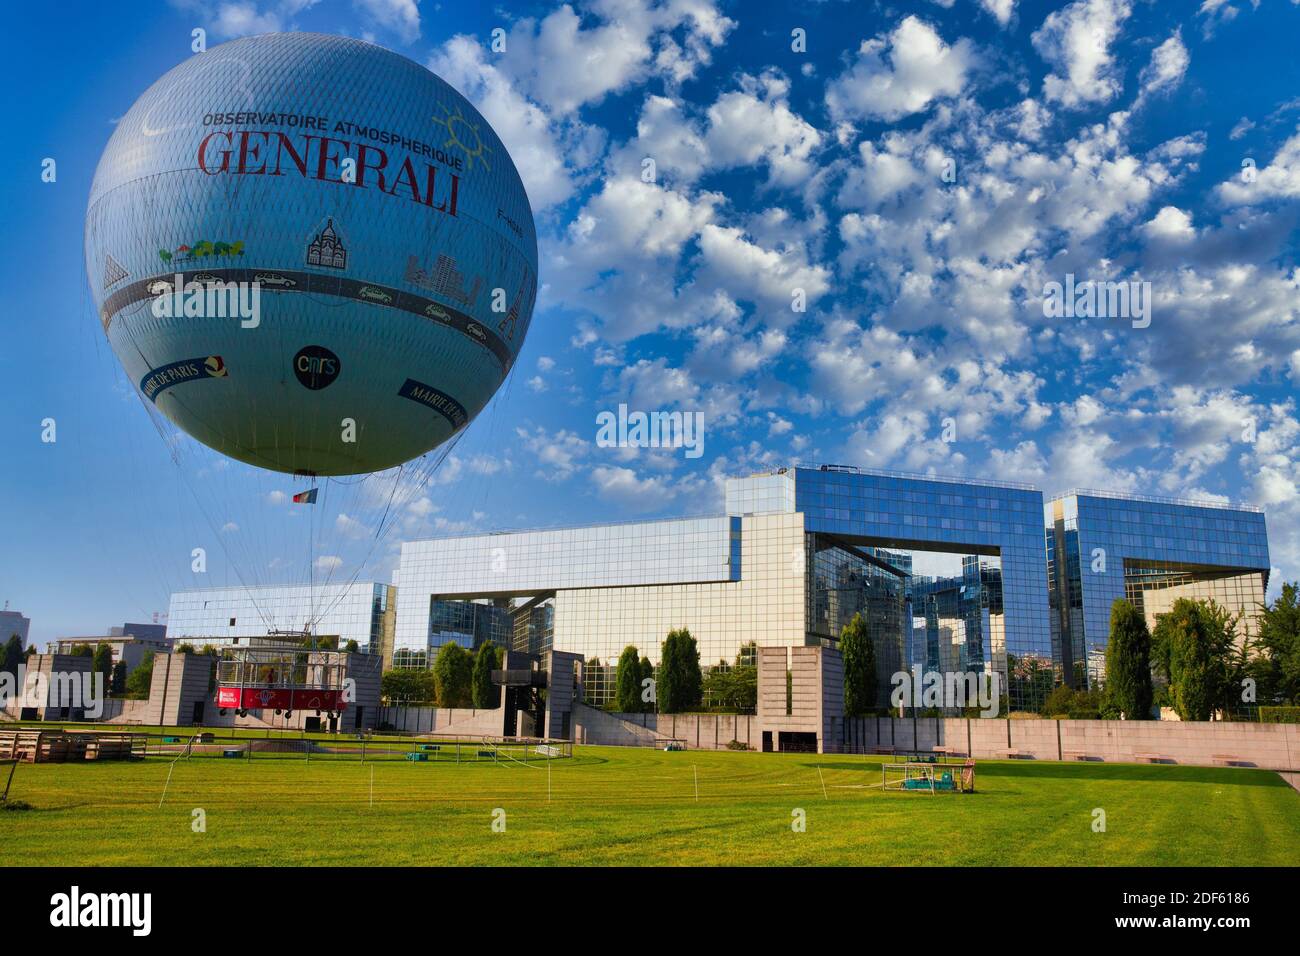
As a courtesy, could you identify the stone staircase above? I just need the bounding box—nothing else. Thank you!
[571,703,674,747]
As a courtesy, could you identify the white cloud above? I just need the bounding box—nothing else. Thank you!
[171,0,318,39]
[1031,0,1132,109]
[1136,31,1190,102]
[979,0,1017,26]
[491,0,734,115]
[1229,117,1255,140]
[1216,129,1300,205]
[352,0,419,43]
[567,177,719,259]
[428,36,605,209]
[335,513,371,538]
[516,425,591,480]
[589,465,687,512]
[703,72,823,187]
[1142,205,1195,242]
[826,16,976,123]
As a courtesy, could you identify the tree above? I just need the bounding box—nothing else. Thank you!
[701,659,757,713]
[1257,582,1300,704]
[615,645,643,713]
[2,635,22,677]
[71,644,94,657]
[125,651,155,699]
[344,639,360,653]
[1154,598,1235,721]
[658,628,702,713]
[381,668,436,704]
[432,642,473,708]
[92,643,114,698]
[840,612,876,716]
[110,660,127,696]
[471,641,502,709]
[638,656,655,710]
[1104,599,1153,719]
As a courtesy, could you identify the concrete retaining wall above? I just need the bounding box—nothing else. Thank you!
[584,713,1300,768]
[377,705,507,736]
[847,716,1299,770]
[572,704,671,747]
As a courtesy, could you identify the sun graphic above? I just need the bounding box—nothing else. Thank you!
[431,103,492,172]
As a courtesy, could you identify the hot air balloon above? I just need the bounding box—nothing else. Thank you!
[85,32,537,477]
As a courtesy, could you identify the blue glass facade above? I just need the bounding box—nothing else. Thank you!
[393,465,1271,710]
[427,599,513,652]
[727,466,1052,708]
[1047,492,1270,687]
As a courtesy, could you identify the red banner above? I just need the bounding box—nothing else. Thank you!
[216,687,347,711]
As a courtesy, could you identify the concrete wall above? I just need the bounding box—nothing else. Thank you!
[544,650,582,740]
[755,645,842,753]
[377,705,507,736]
[5,655,94,720]
[580,713,1300,768]
[843,716,1300,770]
[143,653,212,726]
[572,704,672,747]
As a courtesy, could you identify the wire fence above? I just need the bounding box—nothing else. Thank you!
[134,731,573,763]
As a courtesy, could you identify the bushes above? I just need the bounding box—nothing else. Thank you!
[1259,706,1300,724]
[1040,684,1110,720]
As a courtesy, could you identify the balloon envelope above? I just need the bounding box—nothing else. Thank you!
[86,33,536,475]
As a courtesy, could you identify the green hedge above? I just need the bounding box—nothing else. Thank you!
[1259,706,1300,724]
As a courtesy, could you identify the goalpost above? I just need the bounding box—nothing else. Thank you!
[881,760,976,794]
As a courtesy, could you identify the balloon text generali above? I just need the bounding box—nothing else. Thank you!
[86,33,537,475]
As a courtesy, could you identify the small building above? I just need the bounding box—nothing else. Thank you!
[755,644,844,754]
[1,654,95,721]
[1,609,31,651]
[50,633,172,676]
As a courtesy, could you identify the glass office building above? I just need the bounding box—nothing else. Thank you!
[426,599,513,653]
[909,557,1004,680]
[1046,491,1270,689]
[166,581,395,657]
[393,466,1271,711]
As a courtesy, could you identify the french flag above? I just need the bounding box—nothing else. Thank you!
[292,488,318,504]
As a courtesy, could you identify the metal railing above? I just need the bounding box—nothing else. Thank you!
[791,462,1040,492]
[129,729,573,762]
[1047,487,1264,513]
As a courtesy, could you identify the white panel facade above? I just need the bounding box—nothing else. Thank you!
[167,581,383,648]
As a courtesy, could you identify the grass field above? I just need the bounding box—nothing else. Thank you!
[3,745,1298,866]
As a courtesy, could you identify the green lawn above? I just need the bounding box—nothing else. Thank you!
[3,745,1297,866]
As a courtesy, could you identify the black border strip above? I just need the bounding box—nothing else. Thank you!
[100,268,514,372]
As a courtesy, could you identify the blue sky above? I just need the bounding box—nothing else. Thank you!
[3,0,1299,646]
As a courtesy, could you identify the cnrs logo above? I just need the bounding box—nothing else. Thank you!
[49,886,151,937]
